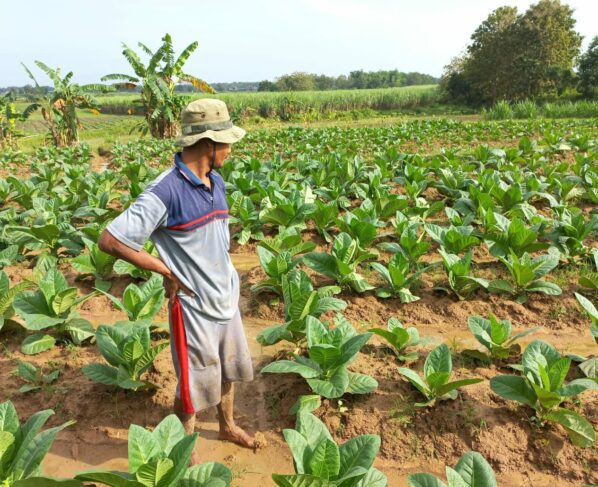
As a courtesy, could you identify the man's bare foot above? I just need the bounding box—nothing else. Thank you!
[189,448,201,466]
[219,425,256,449]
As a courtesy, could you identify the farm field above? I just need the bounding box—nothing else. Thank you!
[94,84,441,120]
[0,117,597,486]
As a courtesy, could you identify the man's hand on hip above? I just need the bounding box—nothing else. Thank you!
[163,271,195,301]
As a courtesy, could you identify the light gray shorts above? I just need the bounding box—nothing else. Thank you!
[169,294,254,413]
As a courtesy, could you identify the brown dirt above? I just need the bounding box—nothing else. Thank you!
[1,249,597,486]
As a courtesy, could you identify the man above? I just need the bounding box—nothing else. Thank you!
[98,99,255,463]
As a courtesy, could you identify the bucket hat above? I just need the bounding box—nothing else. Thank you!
[176,98,245,147]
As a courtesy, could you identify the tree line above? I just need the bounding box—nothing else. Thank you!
[257,70,439,92]
[441,0,598,106]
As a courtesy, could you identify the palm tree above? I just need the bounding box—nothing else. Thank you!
[22,62,101,147]
[102,34,215,138]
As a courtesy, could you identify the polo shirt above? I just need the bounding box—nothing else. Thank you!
[106,153,240,323]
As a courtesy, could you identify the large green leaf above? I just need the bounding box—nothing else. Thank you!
[309,345,342,371]
[152,414,185,457]
[453,451,497,487]
[339,333,371,365]
[338,435,380,476]
[283,429,309,475]
[526,280,561,296]
[0,400,21,434]
[308,439,340,480]
[51,288,78,316]
[95,325,128,367]
[127,424,161,473]
[134,342,169,377]
[14,408,54,460]
[180,462,232,487]
[21,334,56,355]
[256,323,293,346]
[354,467,387,487]
[38,269,69,306]
[289,395,322,415]
[436,378,482,398]
[272,474,331,487]
[307,367,349,399]
[424,344,452,377]
[522,340,561,375]
[164,433,199,486]
[0,430,15,467]
[75,471,144,486]
[13,478,86,487]
[296,412,333,450]
[407,473,447,487]
[579,357,597,379]
[545,408,595,447]
[347,373,378,395]
[64,318,95,345]
[303,253,339,279]
[398,368,430,397]
[83,363,119,386]
[13,293,62,330]
[261,360,320,379]
[490,375,536,406]
[426,372,450,391]
[11,420,75,480]
[135,457,173,485]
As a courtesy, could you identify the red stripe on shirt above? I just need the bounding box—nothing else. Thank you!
[170,296,194,414]
[167,209,229,230]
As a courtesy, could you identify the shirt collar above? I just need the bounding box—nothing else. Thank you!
[174,152,211,188]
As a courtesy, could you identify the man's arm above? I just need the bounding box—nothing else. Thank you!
[98,229,194,300]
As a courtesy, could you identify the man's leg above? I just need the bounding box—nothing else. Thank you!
[174,396,201,464]
[217,382,255,448]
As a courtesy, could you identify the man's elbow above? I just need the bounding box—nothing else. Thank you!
[98,230,116,255]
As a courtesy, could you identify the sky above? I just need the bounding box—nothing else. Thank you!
[1,0,597,86]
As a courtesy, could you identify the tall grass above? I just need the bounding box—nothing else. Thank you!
[483,99,598,120]
[96,85,440,121]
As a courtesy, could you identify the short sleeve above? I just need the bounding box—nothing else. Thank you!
[106,190,168,251]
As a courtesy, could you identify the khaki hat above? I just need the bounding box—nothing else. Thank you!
[176,98,246,147]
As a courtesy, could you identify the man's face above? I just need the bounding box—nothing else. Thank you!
[212,142,231,168]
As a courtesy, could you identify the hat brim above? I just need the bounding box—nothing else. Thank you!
[176,125,246,147]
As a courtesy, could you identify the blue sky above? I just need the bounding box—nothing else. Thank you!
[2,0,596,86]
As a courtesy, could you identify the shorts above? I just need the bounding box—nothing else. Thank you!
[169,294,254,414]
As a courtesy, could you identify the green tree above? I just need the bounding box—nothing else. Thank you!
[465,6,519,104]
[578,36,598,98]
[442,0,582,105]
[440,55,478,104]
[258,80,278,91]
[22,62,101,147]
[513,0,582,98]
[103,34,214,138]
[275,72,317,91]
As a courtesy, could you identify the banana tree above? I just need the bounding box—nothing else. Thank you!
[0,91,35,149]
[102,34,215,138]
[21,61,101,147]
